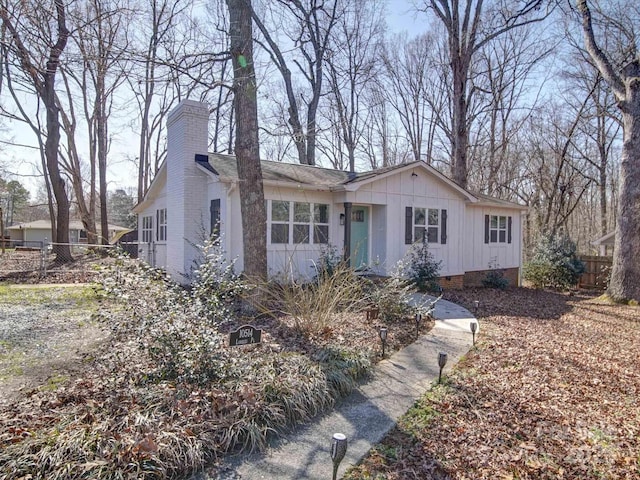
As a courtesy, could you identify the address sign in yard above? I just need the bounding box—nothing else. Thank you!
[229,325,262,347]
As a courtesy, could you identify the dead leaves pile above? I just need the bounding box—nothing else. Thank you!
[347,288,640,479]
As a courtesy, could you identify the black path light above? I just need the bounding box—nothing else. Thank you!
[438,352,448,384]
[331,432,348,480]
[470,321,478,345]
[379,326,388,357]
[474,300,480,315]
[415,312,422,338]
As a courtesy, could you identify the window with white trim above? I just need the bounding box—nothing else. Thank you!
[490,215,507,243]
[413,207,440,243]
[157,208,167,241]
[142,216,153,243]
[269,200,329,245]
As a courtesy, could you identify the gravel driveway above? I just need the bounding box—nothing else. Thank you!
[0,286,108,406]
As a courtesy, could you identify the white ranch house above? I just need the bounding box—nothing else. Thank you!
[134,100,526,287]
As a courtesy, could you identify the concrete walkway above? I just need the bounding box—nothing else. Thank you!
[196,296,478,480]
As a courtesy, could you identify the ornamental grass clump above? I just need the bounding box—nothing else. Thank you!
[256,260,370,337]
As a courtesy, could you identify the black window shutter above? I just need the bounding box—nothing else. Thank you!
[405,207,413,244]
[508,216,512,244]
[210,199,221,238]
[156,210,159,241]
[440,209,447,244]
[484,214,490,244]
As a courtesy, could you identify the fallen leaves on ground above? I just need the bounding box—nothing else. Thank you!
[346,288,640,480]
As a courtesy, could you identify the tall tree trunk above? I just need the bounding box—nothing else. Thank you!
[577,0,640,301]
[609,95,640,299]
[227,0,267,281]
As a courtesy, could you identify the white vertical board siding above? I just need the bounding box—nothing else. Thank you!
[263,186,335,280]
[354,170,467,276]
[464,206,522,272]
[370,205,387,275]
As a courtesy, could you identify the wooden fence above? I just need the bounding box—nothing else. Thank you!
[578,255,612,290]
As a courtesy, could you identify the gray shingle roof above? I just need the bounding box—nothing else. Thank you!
[204,154,525,209]
[206,153,415,188]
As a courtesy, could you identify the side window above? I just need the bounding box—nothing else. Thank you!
[271,200,290,244]
[210,199,221,238]
[156,208,167,241]
[313,204,329,244]
[485,214,512,244]
[413,208,440,243]
[142,215,153,243]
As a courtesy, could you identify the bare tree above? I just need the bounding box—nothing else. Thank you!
[1,0,73,261]
[577,0,640,301]
[323,0,383,172]
[380,33,432,164]
[250,0,339,166]
[470,23,551,197]
[226,0,267,281]
[422,0,552,187]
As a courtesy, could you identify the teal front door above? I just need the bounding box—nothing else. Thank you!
[350,206,369,269]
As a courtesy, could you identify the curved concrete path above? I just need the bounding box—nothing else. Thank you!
[194,295,478,480]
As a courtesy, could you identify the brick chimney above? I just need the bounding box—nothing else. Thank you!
[165,100,209,283]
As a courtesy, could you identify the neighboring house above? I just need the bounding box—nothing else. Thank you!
[8,220,131,247]
[592,231,615,256]
[134,100,526,287]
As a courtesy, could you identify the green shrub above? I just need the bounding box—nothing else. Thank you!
[402,240,442,292]
[523,234,585,289]
[482,259,509,289]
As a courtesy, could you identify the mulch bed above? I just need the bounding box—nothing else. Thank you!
[345,287,640,480]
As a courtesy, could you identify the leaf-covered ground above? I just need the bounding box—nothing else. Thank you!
[345,288,640,480]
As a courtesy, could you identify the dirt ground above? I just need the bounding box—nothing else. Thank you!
[0,285,108,406]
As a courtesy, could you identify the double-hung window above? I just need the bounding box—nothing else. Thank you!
[405,207,447,244]
[270,200,329,245]
[156,208,167,242]
[142,216,153,243]
[484,214,512,244]
[413,207,440,243]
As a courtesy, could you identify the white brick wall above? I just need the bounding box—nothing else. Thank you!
[165,100,210,283]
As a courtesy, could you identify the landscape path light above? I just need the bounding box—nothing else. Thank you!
[379,326,388,357]
[474,300,480,315]
[438,352,448,384]
[415,312,422,338]
[331,432,348,480]
[470,321,478,345]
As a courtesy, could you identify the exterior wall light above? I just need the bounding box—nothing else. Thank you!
[339,213,345,225]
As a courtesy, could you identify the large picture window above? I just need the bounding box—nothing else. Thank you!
[142,216,153,243]
[269,200,329,245]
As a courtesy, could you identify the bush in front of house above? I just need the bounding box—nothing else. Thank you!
[482,259,509,289]
[402,239,442,292]
[523,234,585,289]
